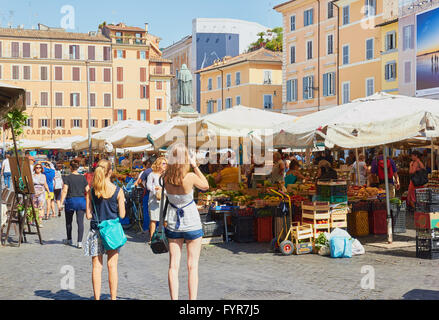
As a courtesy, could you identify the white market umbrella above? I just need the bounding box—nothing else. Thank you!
[40,136,85,150]
[15,139,47,150]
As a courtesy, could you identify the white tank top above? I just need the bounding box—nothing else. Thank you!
[165,190,201,232]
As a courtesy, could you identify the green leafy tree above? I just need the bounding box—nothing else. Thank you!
[248,28,283,52]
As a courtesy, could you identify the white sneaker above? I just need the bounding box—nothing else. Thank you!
[77,242,83,249]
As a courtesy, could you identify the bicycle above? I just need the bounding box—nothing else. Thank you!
[120,180,144,232]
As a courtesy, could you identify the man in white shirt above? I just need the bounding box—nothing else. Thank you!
[1,154,11,189]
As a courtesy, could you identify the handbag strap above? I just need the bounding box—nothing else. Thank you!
[90,188,100,225]
[157,175,167,231]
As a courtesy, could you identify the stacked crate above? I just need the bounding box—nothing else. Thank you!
[301,201,331,239]
[348,201,370,237]
[415,188,439,259]
[369,200,387,235]
[317,180,348,204]
[330,203,349,230]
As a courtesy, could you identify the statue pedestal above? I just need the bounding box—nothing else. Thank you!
[171,105,199,119]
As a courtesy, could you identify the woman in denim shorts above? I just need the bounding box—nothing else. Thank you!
[162,143,209,300]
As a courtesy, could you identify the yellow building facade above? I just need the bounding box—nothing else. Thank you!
[197,48,282,115]
[376,19,399,94]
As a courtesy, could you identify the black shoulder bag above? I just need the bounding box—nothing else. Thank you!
[150,176,169,254]
[411,168,429,187]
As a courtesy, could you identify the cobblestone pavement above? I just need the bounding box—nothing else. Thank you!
[1,210,439,300]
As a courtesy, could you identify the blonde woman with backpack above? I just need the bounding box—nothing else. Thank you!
[84,159,126,300]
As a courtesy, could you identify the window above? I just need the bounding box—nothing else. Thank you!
[22,43,30,58]
[385,31,396,51]
[323,72,336,97]
[366,78,374,96]
[225,97,232,109]
[41,119,49,128]
[117,50,124,59]
[11,42,19,58]
[263,95,273,109]
[226,74,231,87]
[72,119,81,128]
[55,119,64,128]
[89,93,96,107]
[12,65,19,80]
[264,71,272,84]
[156,81,163,90]
[236,72,241,85]
[366,38,374,60]
[342,45,349,65]
[156,98,163,110]
[40,66,48,80]
[403,25,414,51]
[307,41,313,60]
[303,75,314,100]
[117,110,124,121]
[236,96,241,105]
[26,91,31,106]
[104,93,112,107]
[55,66,63,81]
[104,68,111,82]
[135,33,142,44]
[23,66,31,80]
[217,76,222,89]
[40,92,48,106]
[139,110,147,121]
[217,99,222,112]
[140,85,149,99]
[70,93,80,107]
[208,78,213,90]
[69,45,80,60]
[117,84,124,99]
[327,35,334,55]
[89,67,96,82]
[88,46,95,60]
[55,44,62,59]
[286,79,298,102]
[328,2,334,18]
[102,119,111,128]
[140,51,147,59]
[116,32,123,44]
[207,100,214,114]
[25,118,32,128]
[72,67,80,81]
[304,9,314,26]
[89,119,98,128]
[343,6,350,25]
[290,46,296,63]
[40,43,48,59]
[103,46,111,61]
[364,0,376,17]
[342,82,350,104]
[404,61,411,83]
[290,15,296,31]
[55,92,63,106]
[385,62,397,80]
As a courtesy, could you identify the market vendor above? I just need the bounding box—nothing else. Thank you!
[285,160,306,186]
[407,150,426,208]
[370,151,400,198]
[317,160,338,181]
[270,151,285,184]
[214,160,239,187]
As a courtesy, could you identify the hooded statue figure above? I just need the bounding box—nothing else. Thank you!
[177,64,193,106]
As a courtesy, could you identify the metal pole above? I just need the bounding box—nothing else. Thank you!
[431,139,434,172]
[382,145,393,244]
[86,60,92,172]
[355,148,360,185]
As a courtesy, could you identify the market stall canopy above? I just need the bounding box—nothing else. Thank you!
[72,120,155,152]
[272,92,439,149]
[40,136,85,150]
[15,139,47,150]
[0,82,26,122]
[146,106,297,149]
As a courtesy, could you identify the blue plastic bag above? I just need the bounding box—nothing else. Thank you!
[330,236,352,258]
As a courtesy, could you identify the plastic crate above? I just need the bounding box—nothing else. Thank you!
[415,202,439,213]
[416,188,439,204]
[369,210,387,234]
[371,200,387,211]
[317,194,348,203]
[232,215,255,243]
[416,228,439,239]
[256,216,273,242]
[390,202,406,234]
[347,210,369,237]
[416,236,439,259]
[351,201,371,213]
[202,220,224,237]
[232,207,254,217]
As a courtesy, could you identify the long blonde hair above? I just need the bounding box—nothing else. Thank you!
[151,156,167,173]
[163,143,190,186]
[92,159,112,198]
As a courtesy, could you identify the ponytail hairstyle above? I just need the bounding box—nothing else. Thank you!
[92,159,112,198]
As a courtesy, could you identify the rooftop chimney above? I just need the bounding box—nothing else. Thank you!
[145,23,149,33]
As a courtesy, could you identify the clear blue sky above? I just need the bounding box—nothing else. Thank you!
[0,0,284,48]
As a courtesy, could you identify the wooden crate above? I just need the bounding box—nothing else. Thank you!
[330,212,348,229]
[291,222,314,241]
[302,201,330,212]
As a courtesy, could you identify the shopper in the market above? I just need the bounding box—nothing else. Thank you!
[285,159,307,186]
[346,150,356,166]
[134,158,153,235]
[370,150,400,198]
[162,143,209,300]
[270,151,285,184]
[316,160,338,181]
[32,163,50,225]
[1,153,11,189]
[60,160,90,248]
[146,156,168,242]
[407,150,426,208]
[42,161,56,219]
[54,162,64,217]
[350,154,368,186]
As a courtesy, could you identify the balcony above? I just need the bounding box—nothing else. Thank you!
[151,67,171,77]
[113,36,147,45]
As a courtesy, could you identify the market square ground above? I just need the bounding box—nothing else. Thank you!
[1,212,439,300]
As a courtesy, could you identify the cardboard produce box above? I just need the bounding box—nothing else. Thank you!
[415,212,439,229]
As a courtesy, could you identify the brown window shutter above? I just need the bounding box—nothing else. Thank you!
[114,110,118,121]
[137,51,140,59]
[123,109,127,120]
[39,119,42,128]
[146,85,150,99]
[79,119,82,128]
[71,119,73,128]
[123,50,126,58]
[86,119,88,128]
[137,110,140,120]
[102,119,105,127]
[146,50,150,59]
[146,110,150,121]
[140,85,143,99]
[114,50,117,58]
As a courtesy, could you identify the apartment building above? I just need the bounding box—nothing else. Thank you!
[376,18,399,94]
[197,48,282,115]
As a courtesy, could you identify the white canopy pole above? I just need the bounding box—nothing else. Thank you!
[383,145,393,244]
[431,140,434,172]
[355,148,360,186]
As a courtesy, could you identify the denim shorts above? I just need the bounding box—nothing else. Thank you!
[165,228,204,240]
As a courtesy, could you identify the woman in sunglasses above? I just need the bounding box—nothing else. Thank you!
[32,164,50,225]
